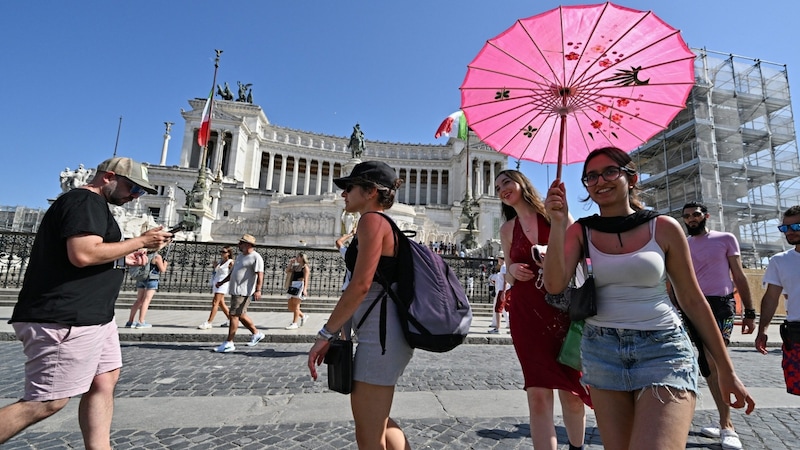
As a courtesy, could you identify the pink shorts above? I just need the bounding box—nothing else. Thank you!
[12,321,122,401]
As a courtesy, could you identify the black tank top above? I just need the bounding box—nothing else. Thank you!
[345,237,399,283]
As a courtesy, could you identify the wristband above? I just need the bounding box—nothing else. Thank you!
[744,309,757,320]
[316,325,336,341]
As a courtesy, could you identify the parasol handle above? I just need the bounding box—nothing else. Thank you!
[556,113,566,180]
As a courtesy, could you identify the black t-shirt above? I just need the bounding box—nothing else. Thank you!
[12,189,125,325]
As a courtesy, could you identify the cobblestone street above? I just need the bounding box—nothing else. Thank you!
[1,341,797,449]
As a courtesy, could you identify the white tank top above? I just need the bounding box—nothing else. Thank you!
[585,219,681,330]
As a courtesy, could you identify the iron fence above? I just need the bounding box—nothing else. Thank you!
[0,232,496,303]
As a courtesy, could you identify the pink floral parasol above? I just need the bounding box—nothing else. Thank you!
[460,2,695,178]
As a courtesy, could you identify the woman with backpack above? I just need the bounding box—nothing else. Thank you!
[307,160,411,450]
[494,169,591,450]
[125,249,167,329]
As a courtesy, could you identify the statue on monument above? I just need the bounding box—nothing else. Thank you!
[72,164,91,189]
[59,164,93,194]
[59,167,74,193]
[216,82,234,101]
[236,81,252,102]
[348,123,366,159]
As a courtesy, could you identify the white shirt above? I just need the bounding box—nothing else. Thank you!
[763,248,800,321]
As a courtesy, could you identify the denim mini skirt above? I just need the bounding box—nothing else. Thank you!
[581,324,699,393]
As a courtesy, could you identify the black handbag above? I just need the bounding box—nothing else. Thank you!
[287,286,300,296]
[324,339,353,394]
[567,225,597,322]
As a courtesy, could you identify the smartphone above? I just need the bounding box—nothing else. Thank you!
[168,224,185,234]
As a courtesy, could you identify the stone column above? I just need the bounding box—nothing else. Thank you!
[404,168,411,204]
[436,169,442,205]
[278,154,288,194]
[159,122,173,166]
[303,158,311,195]
[315,160,323,195]
[489,161,496,196]
[291,157,300,195]
[266,152,275,190]
[475,159,483,197]
[414,169,421,205]
[425,169,431,206]
[327,162,335,194]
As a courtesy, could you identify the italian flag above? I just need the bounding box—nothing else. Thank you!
[434,110,468,140]
[197,90,213,147]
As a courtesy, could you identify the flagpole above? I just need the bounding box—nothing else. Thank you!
[113,116,123,157]
[198,49,223,186]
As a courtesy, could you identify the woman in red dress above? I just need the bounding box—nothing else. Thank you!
[495,169,591,450]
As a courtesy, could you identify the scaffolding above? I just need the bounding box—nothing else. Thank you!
[632,48,800,268]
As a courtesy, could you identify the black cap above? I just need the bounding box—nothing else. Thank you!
[333,161,397,190]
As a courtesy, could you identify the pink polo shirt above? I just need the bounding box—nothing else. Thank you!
[687,230,740,297]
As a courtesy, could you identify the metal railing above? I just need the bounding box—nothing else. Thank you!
[0,232,496,303]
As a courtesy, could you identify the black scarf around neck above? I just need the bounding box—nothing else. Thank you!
[577,210,660,246]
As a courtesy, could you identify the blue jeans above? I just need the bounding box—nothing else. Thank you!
[581,324,698,393]
[135,279,159,290]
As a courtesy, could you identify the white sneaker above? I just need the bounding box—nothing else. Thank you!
[215,341,235,353]
[198,322,212,330]
[300,314,309,327]
[720,429,742,450]
[220,321,229,327]
[700,426,720,438]
[247,332,265,346]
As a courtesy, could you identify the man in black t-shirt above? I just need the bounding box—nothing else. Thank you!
[0,157,172,448]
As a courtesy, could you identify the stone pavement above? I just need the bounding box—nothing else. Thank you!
[1,307,798,448]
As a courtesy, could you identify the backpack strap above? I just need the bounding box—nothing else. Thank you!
[353,211,399,355]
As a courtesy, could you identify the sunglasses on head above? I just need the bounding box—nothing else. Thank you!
[778,223,800,233]
[682,211,704,219]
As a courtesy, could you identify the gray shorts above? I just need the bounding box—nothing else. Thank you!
[351,283,414,386]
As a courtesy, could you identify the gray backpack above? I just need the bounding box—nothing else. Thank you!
[358,212,473,353]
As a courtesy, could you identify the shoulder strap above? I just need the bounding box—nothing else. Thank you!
[581,224,593,277]
[353,211,398,355]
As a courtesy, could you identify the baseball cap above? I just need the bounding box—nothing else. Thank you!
[96,157,157,194]
[239,234,257,245]
[333,161,397,190]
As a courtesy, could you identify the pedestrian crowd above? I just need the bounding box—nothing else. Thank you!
[3,155,799,450]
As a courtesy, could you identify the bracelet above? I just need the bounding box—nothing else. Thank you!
[316,325,337,341]
[744,309,757,319]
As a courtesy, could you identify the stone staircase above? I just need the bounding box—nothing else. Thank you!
[0,289,495,317]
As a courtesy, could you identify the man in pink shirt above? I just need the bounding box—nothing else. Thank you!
[680,201,755,450]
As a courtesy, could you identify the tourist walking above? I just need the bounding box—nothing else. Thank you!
[198,246,233,329]
[542,147,754,449]
[676,201,755,449]
[0,157,171,448]
[308,161,412,449]
[756,205,800,397]
[213,234,265,353]
[488,254,510,334]
[494,169,590,450]
[284,252,310,329]
[125,249,168,329]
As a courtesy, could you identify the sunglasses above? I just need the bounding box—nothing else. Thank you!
[117,175,147,197]
[778,223,800,233]
[682,211,704,219]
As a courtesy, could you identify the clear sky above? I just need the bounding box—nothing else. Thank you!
[2,0,798,213]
